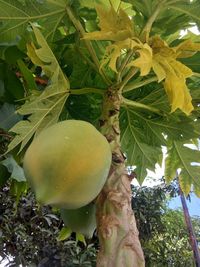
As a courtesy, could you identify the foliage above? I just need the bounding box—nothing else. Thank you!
[0,181,199,266]
[0,0,200,192]
[132,183,198,267]
[1,0,200,265]
[144,209,196,267]
[0,184,97,267]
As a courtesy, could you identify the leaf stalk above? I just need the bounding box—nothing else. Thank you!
[65,5,111,85]
[122,97,163,115]
[69,88,105,95]
[123,76,158,93]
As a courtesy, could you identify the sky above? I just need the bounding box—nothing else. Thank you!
[168,193,200,217]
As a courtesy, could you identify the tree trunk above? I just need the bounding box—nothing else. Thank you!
[178,180,200,267]
[96,87,145,267]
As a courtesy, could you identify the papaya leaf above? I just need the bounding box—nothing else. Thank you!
[168,1,200,26]
[165,141,200,197]
[120,82,200,183]
[164,73,193,115]
[80,0,134,15]
[7,26,69,153]
[127,43,152,76]
[57,227,72,241]
[100,38,147,73]
[120,107,162,183]
[0,0,67,42]
[150,36,200,115]
[83,5,133,41]
[174,39,200,58]
[100,39,132,72]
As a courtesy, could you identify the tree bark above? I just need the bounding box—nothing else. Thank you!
[96,87,145,267]
[178,180,200,267]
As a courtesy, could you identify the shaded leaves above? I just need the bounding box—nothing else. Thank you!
[0,0,67,42]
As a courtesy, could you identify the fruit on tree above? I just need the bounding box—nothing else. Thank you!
[23,120,112,209]
[61,202,96,238]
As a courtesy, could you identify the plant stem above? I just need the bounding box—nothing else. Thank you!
[122,97,163,115]
[65,6,111,85]
[96,87,145,267]
[69,88,105,95]
[140,0,167,42]
[117,50,134,83]
[119,67,138,92]
[167,0,184,5]
[123,76,158,93]
[193,72,200,78]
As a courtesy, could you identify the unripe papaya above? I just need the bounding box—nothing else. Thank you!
[23,120,111,209]
[60,202,96,238]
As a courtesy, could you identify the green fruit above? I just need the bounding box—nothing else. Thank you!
[23,120,111,209]
[61,202,96,238]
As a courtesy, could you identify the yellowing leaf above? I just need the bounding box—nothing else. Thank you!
[127,44,152,76]
[83,5,133,41]
[152,57,166,82]
[153,57,193,114]
[150,36,176,58]
[169,59,193,78]
[100,38,144,72]
[100,39,133,72]
[174,39,200,58]
[164,74,193,115]
[101,44,120,72]
[179,175,192,196]
[150,36,196,115]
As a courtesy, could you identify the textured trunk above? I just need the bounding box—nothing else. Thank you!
[179,181,200,267]
[96,87,145,267]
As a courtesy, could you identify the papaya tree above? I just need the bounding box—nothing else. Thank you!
[0,0,200,266]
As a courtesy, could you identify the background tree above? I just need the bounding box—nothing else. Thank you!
[132,183,199,266]
[1,180,199,266]
[1,0,200,266]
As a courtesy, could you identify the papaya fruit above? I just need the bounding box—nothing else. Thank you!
[23,120,111,209]
[60,202,96,238]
